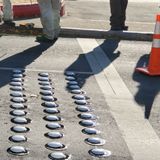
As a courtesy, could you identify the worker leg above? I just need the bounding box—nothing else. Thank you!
[2,0,13,21]
[120,0,128,27]
[110,0,122,28]
[37,0,60,40]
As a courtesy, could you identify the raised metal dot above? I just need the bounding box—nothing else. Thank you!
[44,115,61,122]
[11,97,26,103]
[65,76,76,81]
[9,135,27,143]
[10,103,26,109]
[7,146,28,156]
[72,94,86,100]
[75,99,87,105]
[42,102,59,108]
[39,72,49,77]
[67,81,78,85]
[85,137,106,146]
[78,113,97,120]
[65,71,76,76]
[45,131,63,139]
[10,86,24,91]
[10,110,27,116]
[11,117,31,124]
[12,69,23,74]
[11,126,30,133]
[48,152,70,160]
[12,78,23,82]
[10,82,22,86]
[40,85,52,90]
[76,105,91,112]
[46,142,66,151]
[68,85,80,90]
[41,96,56,102]
[38,77,50,82]
[79,120,96,127]
[13,74,23,78]
[39,81,51,86]
[44,108,60,114]
[46,123,64,130]
[70,89,83,94]
[82,128,101,135]
[88,148,111,158]
[40,90,53,96]
[10,91,23,97]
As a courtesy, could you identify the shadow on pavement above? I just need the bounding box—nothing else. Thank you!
[0,41,54,88]
[133,54,160,119]
[65,39,120,89]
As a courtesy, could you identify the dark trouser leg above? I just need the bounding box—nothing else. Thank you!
[120,0,128,27]
[110,0,122,28]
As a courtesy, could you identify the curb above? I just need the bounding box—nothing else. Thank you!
[0,26,153,41]
[61,28,153,41]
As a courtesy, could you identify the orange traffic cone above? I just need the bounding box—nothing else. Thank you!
[136,14,160,76]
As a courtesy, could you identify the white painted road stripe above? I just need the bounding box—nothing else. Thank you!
[78,38,160,160]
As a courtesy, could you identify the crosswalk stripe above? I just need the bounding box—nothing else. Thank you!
[78,38,160,160]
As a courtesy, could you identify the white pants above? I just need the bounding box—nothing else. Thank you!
[2,0,13,21]
[37,0,61,40]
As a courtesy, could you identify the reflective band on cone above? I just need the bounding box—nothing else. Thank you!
[152,39,160,48]
[154,22,160,34]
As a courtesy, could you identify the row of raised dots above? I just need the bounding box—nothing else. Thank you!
[65,71,111,158]
[38,72,70,160]
[8,69,30,156]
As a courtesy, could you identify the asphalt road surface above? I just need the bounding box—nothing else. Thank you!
[0,35,160,160]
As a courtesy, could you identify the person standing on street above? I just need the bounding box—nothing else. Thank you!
[110,0,128,31]
[2,0,15,26]
[36,0,61,43]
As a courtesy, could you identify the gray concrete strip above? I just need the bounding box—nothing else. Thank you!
[61,28,153,41]
[78,38,160,160]
[0,26,153,41]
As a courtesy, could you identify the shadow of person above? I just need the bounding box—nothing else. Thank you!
[0,41,55,88]
[65,39,120,89]
[133,54,160,119]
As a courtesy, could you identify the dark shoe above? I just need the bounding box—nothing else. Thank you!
[110,26,128,31]
[110,26,123,31]
[122,26,128,31]
[36,35,57,43]
[3,20,15,27]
